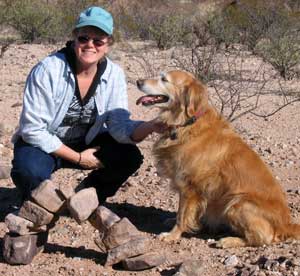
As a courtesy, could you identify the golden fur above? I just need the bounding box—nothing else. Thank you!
[136,70,300,248]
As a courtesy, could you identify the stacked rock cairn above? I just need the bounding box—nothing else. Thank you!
[3,179,166,271]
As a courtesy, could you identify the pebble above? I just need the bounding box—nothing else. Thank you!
[224,255,239,267]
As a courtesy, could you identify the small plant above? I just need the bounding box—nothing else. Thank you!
[148,14,190,50]
[255,18,300,80]
[0,0,104,43]
[217,0,287,51]
[2,0,62,42]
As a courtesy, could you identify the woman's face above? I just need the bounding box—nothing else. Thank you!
[74,26,110,69]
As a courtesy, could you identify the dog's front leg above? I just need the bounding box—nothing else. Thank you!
[159,188,205,242]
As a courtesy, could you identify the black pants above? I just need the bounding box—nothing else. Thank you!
[11,132,143,203]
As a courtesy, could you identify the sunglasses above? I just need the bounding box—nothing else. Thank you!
[77,35,108,47]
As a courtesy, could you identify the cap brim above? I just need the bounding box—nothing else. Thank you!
[75,21,112,35]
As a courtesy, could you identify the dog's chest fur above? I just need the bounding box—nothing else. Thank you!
[152,121,239,198]
[153,131,216,189]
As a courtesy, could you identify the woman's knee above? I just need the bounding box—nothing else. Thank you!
[11,140,55,198]
[11,162,51,184]
[11,162,52,199]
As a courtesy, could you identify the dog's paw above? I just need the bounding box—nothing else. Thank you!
[216,237,246,248]
[158,232,180,242]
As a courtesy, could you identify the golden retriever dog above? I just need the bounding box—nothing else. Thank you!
[136,70,300,248]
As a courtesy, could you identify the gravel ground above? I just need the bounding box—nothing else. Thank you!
[0,43,300,276]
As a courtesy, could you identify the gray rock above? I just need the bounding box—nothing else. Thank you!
[89,206,120,232]
[5,212,47,235]
[0,122,13,136]
[31,179,65,213]
[224,254,239,267]
[103,218,141,250]
[105,237,151,266]
[58,183,75,200]
[68,187,99,223]
[2,231,48,265]
[264,259,279,270]
[122,252,166,271]
[18,200,54,226]
[174,260,205,276]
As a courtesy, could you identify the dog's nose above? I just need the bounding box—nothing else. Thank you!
[136,79,144,89]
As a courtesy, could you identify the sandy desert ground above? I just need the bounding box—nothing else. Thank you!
[0,42,300,276]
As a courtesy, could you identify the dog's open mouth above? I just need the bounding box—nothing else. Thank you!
[136,95,169,106]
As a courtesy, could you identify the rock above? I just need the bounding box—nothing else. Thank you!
[238,265,260,276]
[0,122,13,136]
[174,260,205,276]
[102,218,142,250]
[122,252,166,271]
[89,206,120,232]
[105,237,151,267]
[264,259,279,270]
[68,187,99,223]
[0,165,11,179]
[58,183,75,200]
[31,180,65,213]
[18,200,54,226]
[94,236,106,253]
[224,255,239,267]
[2,231,48,265]
[5,212,47,235]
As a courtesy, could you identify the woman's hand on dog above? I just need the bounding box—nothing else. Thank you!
[149,119,169,134]
[130,120,168,142]
[79,147,104,169]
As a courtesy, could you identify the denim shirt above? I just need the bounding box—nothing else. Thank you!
[12,52,143,153]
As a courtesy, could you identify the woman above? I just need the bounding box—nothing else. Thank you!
[11,6,165,203]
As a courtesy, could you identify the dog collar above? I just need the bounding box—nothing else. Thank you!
[168,109,206,140]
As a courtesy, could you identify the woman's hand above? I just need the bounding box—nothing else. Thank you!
[149,119,168,134]
[130,119,168,142]
[79,147,103,169]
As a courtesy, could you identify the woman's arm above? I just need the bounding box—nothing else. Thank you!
[52,144,103,169]
[17,61,63,153]
[130,119,168,143]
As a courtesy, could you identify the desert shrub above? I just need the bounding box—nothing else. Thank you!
[110,1,154,41]
[148,14,191,50]
[254,15,300,80]
[215,0,288,51]
[1,0,107,43]
[111,0,194,49]
[2,0,64,43]
[200,0,300,79]
[173,45,218,83]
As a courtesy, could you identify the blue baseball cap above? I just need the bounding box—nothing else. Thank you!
[74,6,113,35]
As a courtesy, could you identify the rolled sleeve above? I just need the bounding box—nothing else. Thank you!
[106,108,144,144]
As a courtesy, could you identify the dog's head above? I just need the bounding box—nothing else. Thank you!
[136,70,208,122]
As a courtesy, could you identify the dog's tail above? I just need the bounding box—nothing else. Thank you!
[279,223,300,241]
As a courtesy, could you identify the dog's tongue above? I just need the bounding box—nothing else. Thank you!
[136,95,155,105]
[136,95,168,106]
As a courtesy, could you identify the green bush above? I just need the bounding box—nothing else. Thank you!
[148,14,191,50]
[111,2,151,41]
[215,0,288,50]
[2,0,63,43]
[0,0,106,43]
[255,16,300,80]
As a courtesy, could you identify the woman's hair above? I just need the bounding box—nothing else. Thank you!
[72,27,114,46]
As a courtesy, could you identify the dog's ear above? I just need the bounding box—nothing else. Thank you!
[183,81,208,117]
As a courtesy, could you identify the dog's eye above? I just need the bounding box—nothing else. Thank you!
[161,76,168,82]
